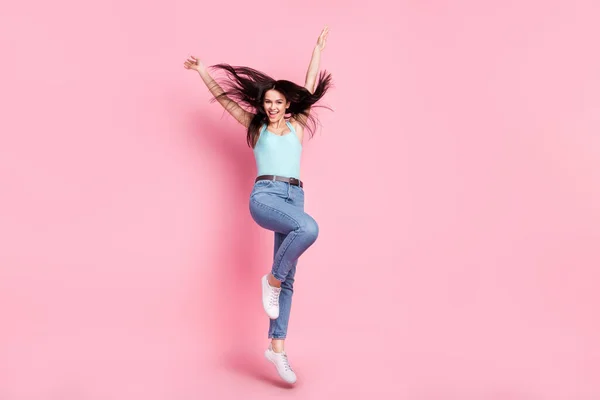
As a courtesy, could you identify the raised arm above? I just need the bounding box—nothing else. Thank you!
[184,56,253,128]
[304,26,329,94]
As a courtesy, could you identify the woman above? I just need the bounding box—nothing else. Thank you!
[183,26,332,384]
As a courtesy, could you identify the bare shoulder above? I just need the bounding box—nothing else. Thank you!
[290,116,307,129]
[289,117,305,132]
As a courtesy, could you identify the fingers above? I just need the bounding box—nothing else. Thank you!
[318,26,330,46]
[183,55,199,69]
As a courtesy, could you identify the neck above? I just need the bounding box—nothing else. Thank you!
[268,118,287,129]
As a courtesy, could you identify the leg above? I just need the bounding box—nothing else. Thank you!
[249,196,319,283]
[269,232,297,346]
[263,233,299,384]
[250,183,308,384]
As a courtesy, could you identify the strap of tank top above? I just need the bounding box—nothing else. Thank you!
[286,120,296,133]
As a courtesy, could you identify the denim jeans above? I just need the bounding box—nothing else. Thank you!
[249,179,319,339]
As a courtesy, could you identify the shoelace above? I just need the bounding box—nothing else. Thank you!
[269,287,281,307]
[280,353,293,372]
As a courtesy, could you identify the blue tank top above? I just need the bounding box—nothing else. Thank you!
[253,121,302,179]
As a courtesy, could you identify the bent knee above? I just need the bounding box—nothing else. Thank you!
[300,218,319,244]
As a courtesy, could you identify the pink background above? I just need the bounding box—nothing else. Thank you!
[1,0,600,398]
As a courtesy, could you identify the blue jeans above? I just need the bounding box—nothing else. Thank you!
[249,179,319,339]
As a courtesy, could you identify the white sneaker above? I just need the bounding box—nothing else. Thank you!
[264,345,297,384]
[261,274,281,319]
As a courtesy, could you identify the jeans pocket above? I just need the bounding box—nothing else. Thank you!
[251,180,274,197]
[254,180,274,188]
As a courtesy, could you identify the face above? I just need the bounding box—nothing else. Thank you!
[263,89,290,122]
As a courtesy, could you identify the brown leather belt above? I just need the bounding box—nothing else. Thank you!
[255,175,304,188]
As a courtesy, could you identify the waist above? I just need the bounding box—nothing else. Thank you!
[255,175,304,188]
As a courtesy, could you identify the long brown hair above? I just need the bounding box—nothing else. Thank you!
[209,64,333,147]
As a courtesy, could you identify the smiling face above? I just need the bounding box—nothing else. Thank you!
[263,89,290,122]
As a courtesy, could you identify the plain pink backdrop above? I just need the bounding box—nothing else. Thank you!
[1,0,600,398]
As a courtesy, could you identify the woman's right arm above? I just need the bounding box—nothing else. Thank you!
[184,56,253,128]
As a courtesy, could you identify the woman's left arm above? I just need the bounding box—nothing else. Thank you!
[304,26,329,94]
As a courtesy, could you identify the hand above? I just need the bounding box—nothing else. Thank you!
[183,55,205,72]
[316,26,329,51]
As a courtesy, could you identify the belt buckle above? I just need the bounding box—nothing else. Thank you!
[289,177,299,186]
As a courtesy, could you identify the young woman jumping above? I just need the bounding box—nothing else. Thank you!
[184,26,332,384]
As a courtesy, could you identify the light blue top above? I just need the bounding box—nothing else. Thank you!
[253,121,302,179]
